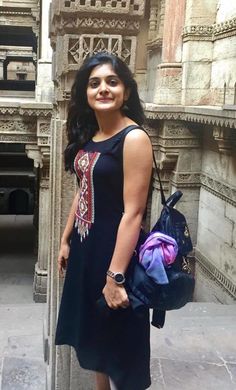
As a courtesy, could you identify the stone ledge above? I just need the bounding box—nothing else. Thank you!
[145,104,236,129]
[0,102,53,118]
[183,17,236,42]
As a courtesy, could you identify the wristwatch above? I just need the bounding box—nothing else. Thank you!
[107,270,125,285]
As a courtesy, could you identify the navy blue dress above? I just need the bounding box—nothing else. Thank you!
[55,126,151,390]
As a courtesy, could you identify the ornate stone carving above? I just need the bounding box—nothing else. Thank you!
[38,122,50,135]
[145,105,236,129]
[0,105,52,118]
[0,120,36,134]
[183,25,213,42]
[201,173,236,207]
[195,249,236,299]
[51,0,145,17]
[147,0,165,50]
[158,137,200,148]
[171,172,201,188]
[66,34,136,71]
[183,17,236,42]
[214,17,236,40]
[0,134,36,143]
[59,16,140,33]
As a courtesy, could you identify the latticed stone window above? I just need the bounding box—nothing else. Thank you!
[67,34,136,70]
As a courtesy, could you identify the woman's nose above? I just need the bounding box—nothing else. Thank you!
[99,80,109,94]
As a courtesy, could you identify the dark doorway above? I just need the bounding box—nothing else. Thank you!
[8,189,29,214]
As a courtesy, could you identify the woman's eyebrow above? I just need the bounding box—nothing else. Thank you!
[88,75,119,80]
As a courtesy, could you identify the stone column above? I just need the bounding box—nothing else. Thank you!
[25,142,50,303]
[33,163,50,302]
[0,59,4,80]
[182,0,218,105]
[155,0,186,104]
[36,0,53,103]
[0,52,6,80]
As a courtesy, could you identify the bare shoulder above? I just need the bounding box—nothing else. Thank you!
[124,128,151,150]
[123,128,152,168]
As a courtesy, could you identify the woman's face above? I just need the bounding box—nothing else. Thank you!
[86,63,129,114]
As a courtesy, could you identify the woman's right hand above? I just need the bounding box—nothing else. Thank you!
[58,242,70,276]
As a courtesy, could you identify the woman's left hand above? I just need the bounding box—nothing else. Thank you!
[102,277,130,310]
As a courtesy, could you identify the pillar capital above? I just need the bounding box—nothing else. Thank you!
[25,145,43,168]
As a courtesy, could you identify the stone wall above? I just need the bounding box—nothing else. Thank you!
[194,128,236,303]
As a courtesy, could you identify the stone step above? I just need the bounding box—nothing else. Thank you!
[149,302,236,390]
[1,356,46,390]
[1,332,46,390]
[0,303,46,390]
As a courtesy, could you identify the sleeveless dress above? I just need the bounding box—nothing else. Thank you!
[55,126,151,390]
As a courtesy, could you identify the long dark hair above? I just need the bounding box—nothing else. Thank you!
[64,52,145,172]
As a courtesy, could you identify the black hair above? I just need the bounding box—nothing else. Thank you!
[64,52,145,172]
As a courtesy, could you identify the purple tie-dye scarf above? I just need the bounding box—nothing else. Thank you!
[139,232,178,285]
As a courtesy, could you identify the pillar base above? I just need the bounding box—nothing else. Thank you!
[33,263,47,303]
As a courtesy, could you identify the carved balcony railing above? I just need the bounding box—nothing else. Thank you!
[51,0,145,17]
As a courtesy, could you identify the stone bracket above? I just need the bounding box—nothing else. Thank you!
[25,144,43,168]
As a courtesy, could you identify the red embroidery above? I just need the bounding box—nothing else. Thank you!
[74,150,100,241]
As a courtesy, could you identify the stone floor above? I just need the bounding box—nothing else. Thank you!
[149,303,236,390]
[0,215,46,390]
[0,215,236,390]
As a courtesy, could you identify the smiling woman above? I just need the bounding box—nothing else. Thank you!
[87,64,129,116]
[55,52,153,390]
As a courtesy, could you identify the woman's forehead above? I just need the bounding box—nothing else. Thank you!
[89,63,118,79]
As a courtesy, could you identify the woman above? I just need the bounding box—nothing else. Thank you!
[55,52,153,390]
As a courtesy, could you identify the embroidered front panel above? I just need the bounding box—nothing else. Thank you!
[74,150,101,241]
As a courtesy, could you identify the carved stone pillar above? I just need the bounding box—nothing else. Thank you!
[25,138,50,303]
[33,163,50,302]
[155,0,186,104]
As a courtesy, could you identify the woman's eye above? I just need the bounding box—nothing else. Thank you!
[89,80,99,88]
[109,79,118,86]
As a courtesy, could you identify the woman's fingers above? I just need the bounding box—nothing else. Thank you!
[102,284,130,309]
[58,255,68,276]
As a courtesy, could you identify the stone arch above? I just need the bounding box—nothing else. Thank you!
[8,188,29,214]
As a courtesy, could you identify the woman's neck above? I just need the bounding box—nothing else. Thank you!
[95,111,133,136]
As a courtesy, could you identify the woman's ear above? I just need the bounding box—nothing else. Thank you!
[124,88,130,102]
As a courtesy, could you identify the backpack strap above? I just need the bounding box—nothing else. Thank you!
[122,125,166,206]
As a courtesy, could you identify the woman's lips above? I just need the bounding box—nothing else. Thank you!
[96,98,113,102]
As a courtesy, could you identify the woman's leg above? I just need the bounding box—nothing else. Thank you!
[95,372,111,390]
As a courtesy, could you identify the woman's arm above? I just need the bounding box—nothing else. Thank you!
[58,190,79,276]
[102,129,153,308]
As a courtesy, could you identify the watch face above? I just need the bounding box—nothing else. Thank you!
[114,273,125,284]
